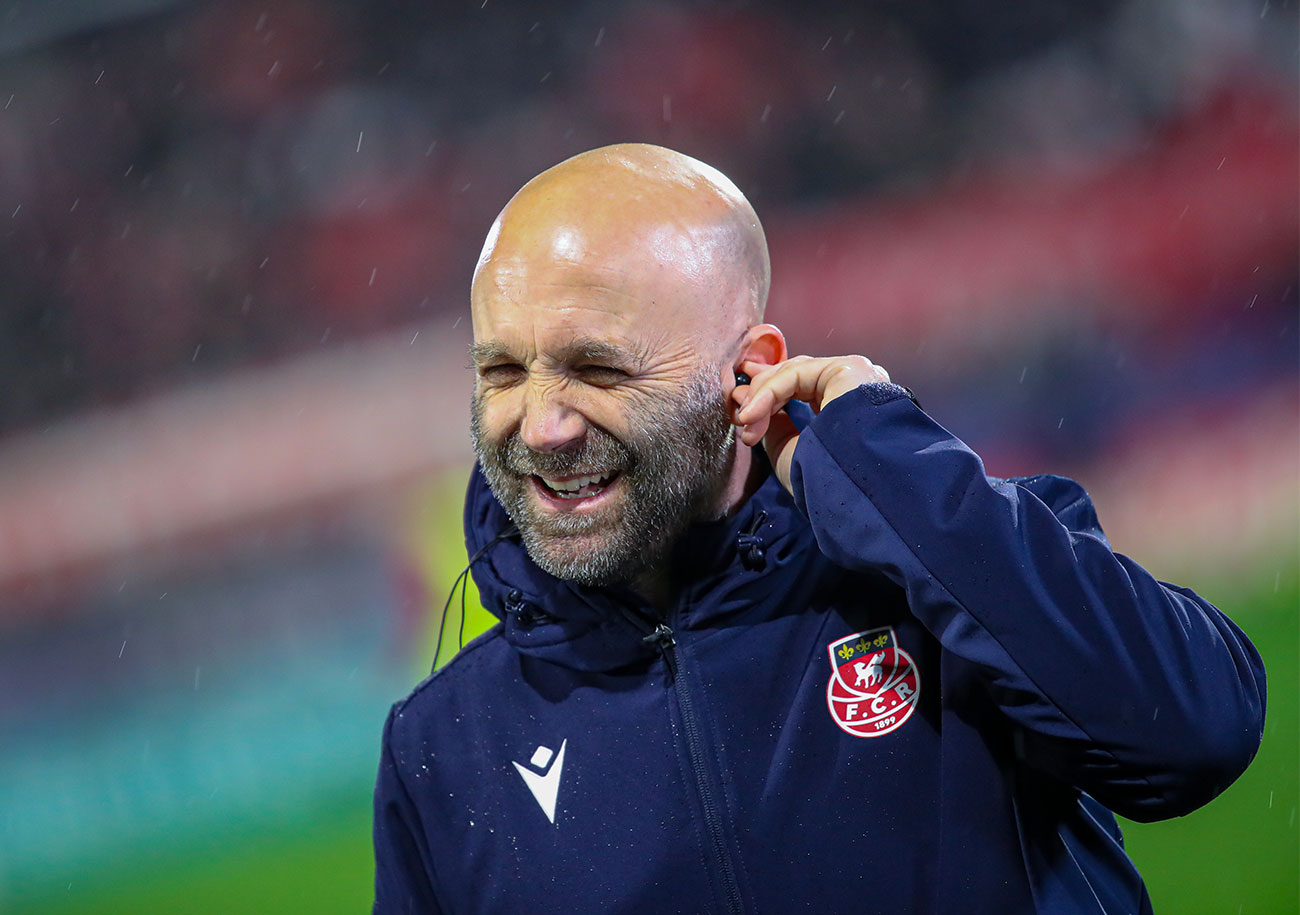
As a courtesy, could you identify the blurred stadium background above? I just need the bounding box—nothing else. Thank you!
[0,1,1295,912]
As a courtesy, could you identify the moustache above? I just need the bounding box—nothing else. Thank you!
[499,426,636,478]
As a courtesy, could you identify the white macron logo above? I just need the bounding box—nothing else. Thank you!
[513,739,567,824]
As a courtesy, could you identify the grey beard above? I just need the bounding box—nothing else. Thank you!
[471,367,735,587]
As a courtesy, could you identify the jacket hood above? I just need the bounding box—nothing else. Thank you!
[461,456,824,673]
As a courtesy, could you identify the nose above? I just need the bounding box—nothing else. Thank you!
[519,381,588,453]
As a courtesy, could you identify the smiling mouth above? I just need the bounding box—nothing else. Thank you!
[532,470,620,501]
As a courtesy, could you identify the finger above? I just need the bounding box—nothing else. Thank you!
[735,357,827,423]
[739,407,773,446]
[730,381,754,407]
[734,361,779,414]
[734,358,811,441]
[729,380,754,428]
[738,359,778,379]
[761,410,801,489]
[737,384,779,424]
[737,359,787,388]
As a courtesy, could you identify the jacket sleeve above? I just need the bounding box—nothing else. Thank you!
[373,705,443,914]
[789,383,1266,822]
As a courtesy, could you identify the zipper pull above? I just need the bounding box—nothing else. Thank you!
[642,622,678,682]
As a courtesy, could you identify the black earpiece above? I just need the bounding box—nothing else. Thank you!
[734,371,751,387]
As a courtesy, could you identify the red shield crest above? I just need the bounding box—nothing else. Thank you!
[825,627,920,738]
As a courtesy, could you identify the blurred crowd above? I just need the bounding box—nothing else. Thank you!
[1,0,1293,442]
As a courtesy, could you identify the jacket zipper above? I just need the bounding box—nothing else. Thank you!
[646,622,745,915]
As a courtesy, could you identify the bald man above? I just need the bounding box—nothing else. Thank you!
[373,145,1265,914]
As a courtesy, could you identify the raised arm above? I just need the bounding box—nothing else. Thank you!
[736,359,1266,820]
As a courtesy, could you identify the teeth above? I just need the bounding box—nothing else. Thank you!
[540,472,614,494]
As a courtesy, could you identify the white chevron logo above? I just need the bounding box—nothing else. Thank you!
[512,739,566,824]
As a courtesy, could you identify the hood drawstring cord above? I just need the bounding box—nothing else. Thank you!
[737,510,769,572]
[443,505,774,672]
[432,528,518,670]
[504,588,552,628]
[607,603,679,683]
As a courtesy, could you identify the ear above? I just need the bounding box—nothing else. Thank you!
[726,324,787,423]
[736,323,787,371]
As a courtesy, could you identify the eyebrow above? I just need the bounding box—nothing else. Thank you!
[467,340,515,365]
[468,337,646,369]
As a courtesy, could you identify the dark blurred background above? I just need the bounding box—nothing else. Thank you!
[0,1,1295,912]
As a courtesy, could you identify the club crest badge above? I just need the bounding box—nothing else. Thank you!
[825,627,920,738]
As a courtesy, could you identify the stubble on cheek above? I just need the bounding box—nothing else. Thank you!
[469,369,734,586]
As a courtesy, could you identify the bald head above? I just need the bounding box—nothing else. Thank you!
[469,147,785,587]
[472,144,769,349]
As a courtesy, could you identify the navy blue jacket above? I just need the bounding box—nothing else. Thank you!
[373,383,1265,914]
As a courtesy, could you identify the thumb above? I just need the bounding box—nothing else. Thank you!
[761,411,800,495]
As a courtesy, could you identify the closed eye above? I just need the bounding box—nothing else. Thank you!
[574,364,629,385]
[479,363,525,385]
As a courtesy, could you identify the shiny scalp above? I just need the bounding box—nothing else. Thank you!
[472,143,770,330]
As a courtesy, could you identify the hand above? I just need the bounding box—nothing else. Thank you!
[733,355,891,494]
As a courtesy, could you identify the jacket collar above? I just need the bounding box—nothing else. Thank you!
[462,455,824,673]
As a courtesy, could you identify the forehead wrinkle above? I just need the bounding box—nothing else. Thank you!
[474,261,639,330]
